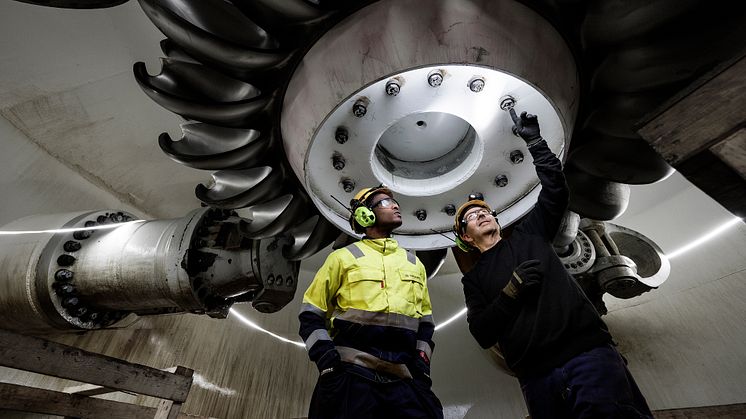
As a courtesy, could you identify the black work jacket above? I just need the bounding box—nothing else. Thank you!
[461,139,611,378]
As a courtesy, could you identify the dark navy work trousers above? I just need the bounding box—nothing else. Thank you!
[519,344,654,419]
[308,364,443,419]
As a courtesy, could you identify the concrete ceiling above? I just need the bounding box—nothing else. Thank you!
[1,1,201,219]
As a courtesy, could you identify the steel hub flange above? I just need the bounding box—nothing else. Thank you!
[282,0,578,249]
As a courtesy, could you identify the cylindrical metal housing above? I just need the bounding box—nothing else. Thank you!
[282,0,579,249]
[0,208,298,330]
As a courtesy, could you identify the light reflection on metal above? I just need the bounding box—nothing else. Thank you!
[229,307,305,347]
[0,220,145,235]
[666,217,743,259]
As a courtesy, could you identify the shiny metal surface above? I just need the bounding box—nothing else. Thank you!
[195,166,285,209]
[566,165,631,221]
[157,0,279,50]
[569,136,673,185]
[137,0,294,78]
[11,0,129,8]
[0,208,299,330]
[235,193,307,239]
[283,0,578,249]
[283,215,340,261]
[134,61,273,127]
[159,123,273,170]
[578,219,670,300]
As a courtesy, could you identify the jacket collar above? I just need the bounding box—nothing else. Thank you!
[360,237,399,255]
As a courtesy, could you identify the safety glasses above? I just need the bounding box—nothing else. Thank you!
[371,198,399,209]
[463,208,492,223]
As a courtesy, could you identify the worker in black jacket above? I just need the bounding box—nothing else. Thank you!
[453,108,654,418]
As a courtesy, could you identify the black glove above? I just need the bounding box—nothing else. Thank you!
[317,348,342,376]
[502,259,543,299]
[412,350,432,386]
[509,109,542,146]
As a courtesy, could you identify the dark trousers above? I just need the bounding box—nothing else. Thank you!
[309,364,443,419]
[519,344,653,419]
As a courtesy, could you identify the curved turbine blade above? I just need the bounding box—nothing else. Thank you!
[134,62,273,127]
[138,0,294,77]
[135,59,261,103]
[195,166,285,209]
[156,0,279,50]
[12,0,129,8]
[565,164,631,221]
[236,193,307,239]
[159,124,274,170]
[283,214,340,261]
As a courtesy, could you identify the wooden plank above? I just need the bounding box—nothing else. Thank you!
[710,128,746,181]
[0,382,153,419]
[0,329,192,402]
[154,368,192,419]
[653,402,746,418]
[637,54,746,165]
[66,383,118,397]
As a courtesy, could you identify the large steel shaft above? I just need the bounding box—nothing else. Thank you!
[0,208,298,330]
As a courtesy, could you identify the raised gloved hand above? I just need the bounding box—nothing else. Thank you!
[502,259,543,299]
[509,108,542,146]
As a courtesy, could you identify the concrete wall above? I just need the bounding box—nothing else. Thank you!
[0,115,144,226]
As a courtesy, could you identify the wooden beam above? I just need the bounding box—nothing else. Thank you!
[653,403,746,418]
[153,366,192,419]
[0,382,154,419]
[0,329,193,402]
[638,52,746,166]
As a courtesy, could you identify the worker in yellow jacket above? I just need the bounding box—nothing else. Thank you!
[299,185,443,419]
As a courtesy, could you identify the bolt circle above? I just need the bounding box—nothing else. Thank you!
[427,71,443,87]
[341,178,355,193]
[63,240,82,252]
[469,77,485,92]
[385,80,401,96]
[73,230,92,240]
[335,127,349,144]
[57,254,76,267]
[55,269,74,282]
[352,100,367,117]
[499,95,516,110]
[332,154,346,171]
[510,150,524,164]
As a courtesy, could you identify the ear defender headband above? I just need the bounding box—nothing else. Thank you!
[349,185,392,232]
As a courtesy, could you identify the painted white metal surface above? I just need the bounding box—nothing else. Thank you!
[282,0,578,249]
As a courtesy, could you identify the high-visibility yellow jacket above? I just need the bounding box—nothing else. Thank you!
[298,238,435,378]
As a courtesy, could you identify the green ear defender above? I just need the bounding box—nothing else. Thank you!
[455,235,472,252]
[354,206,376,228]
